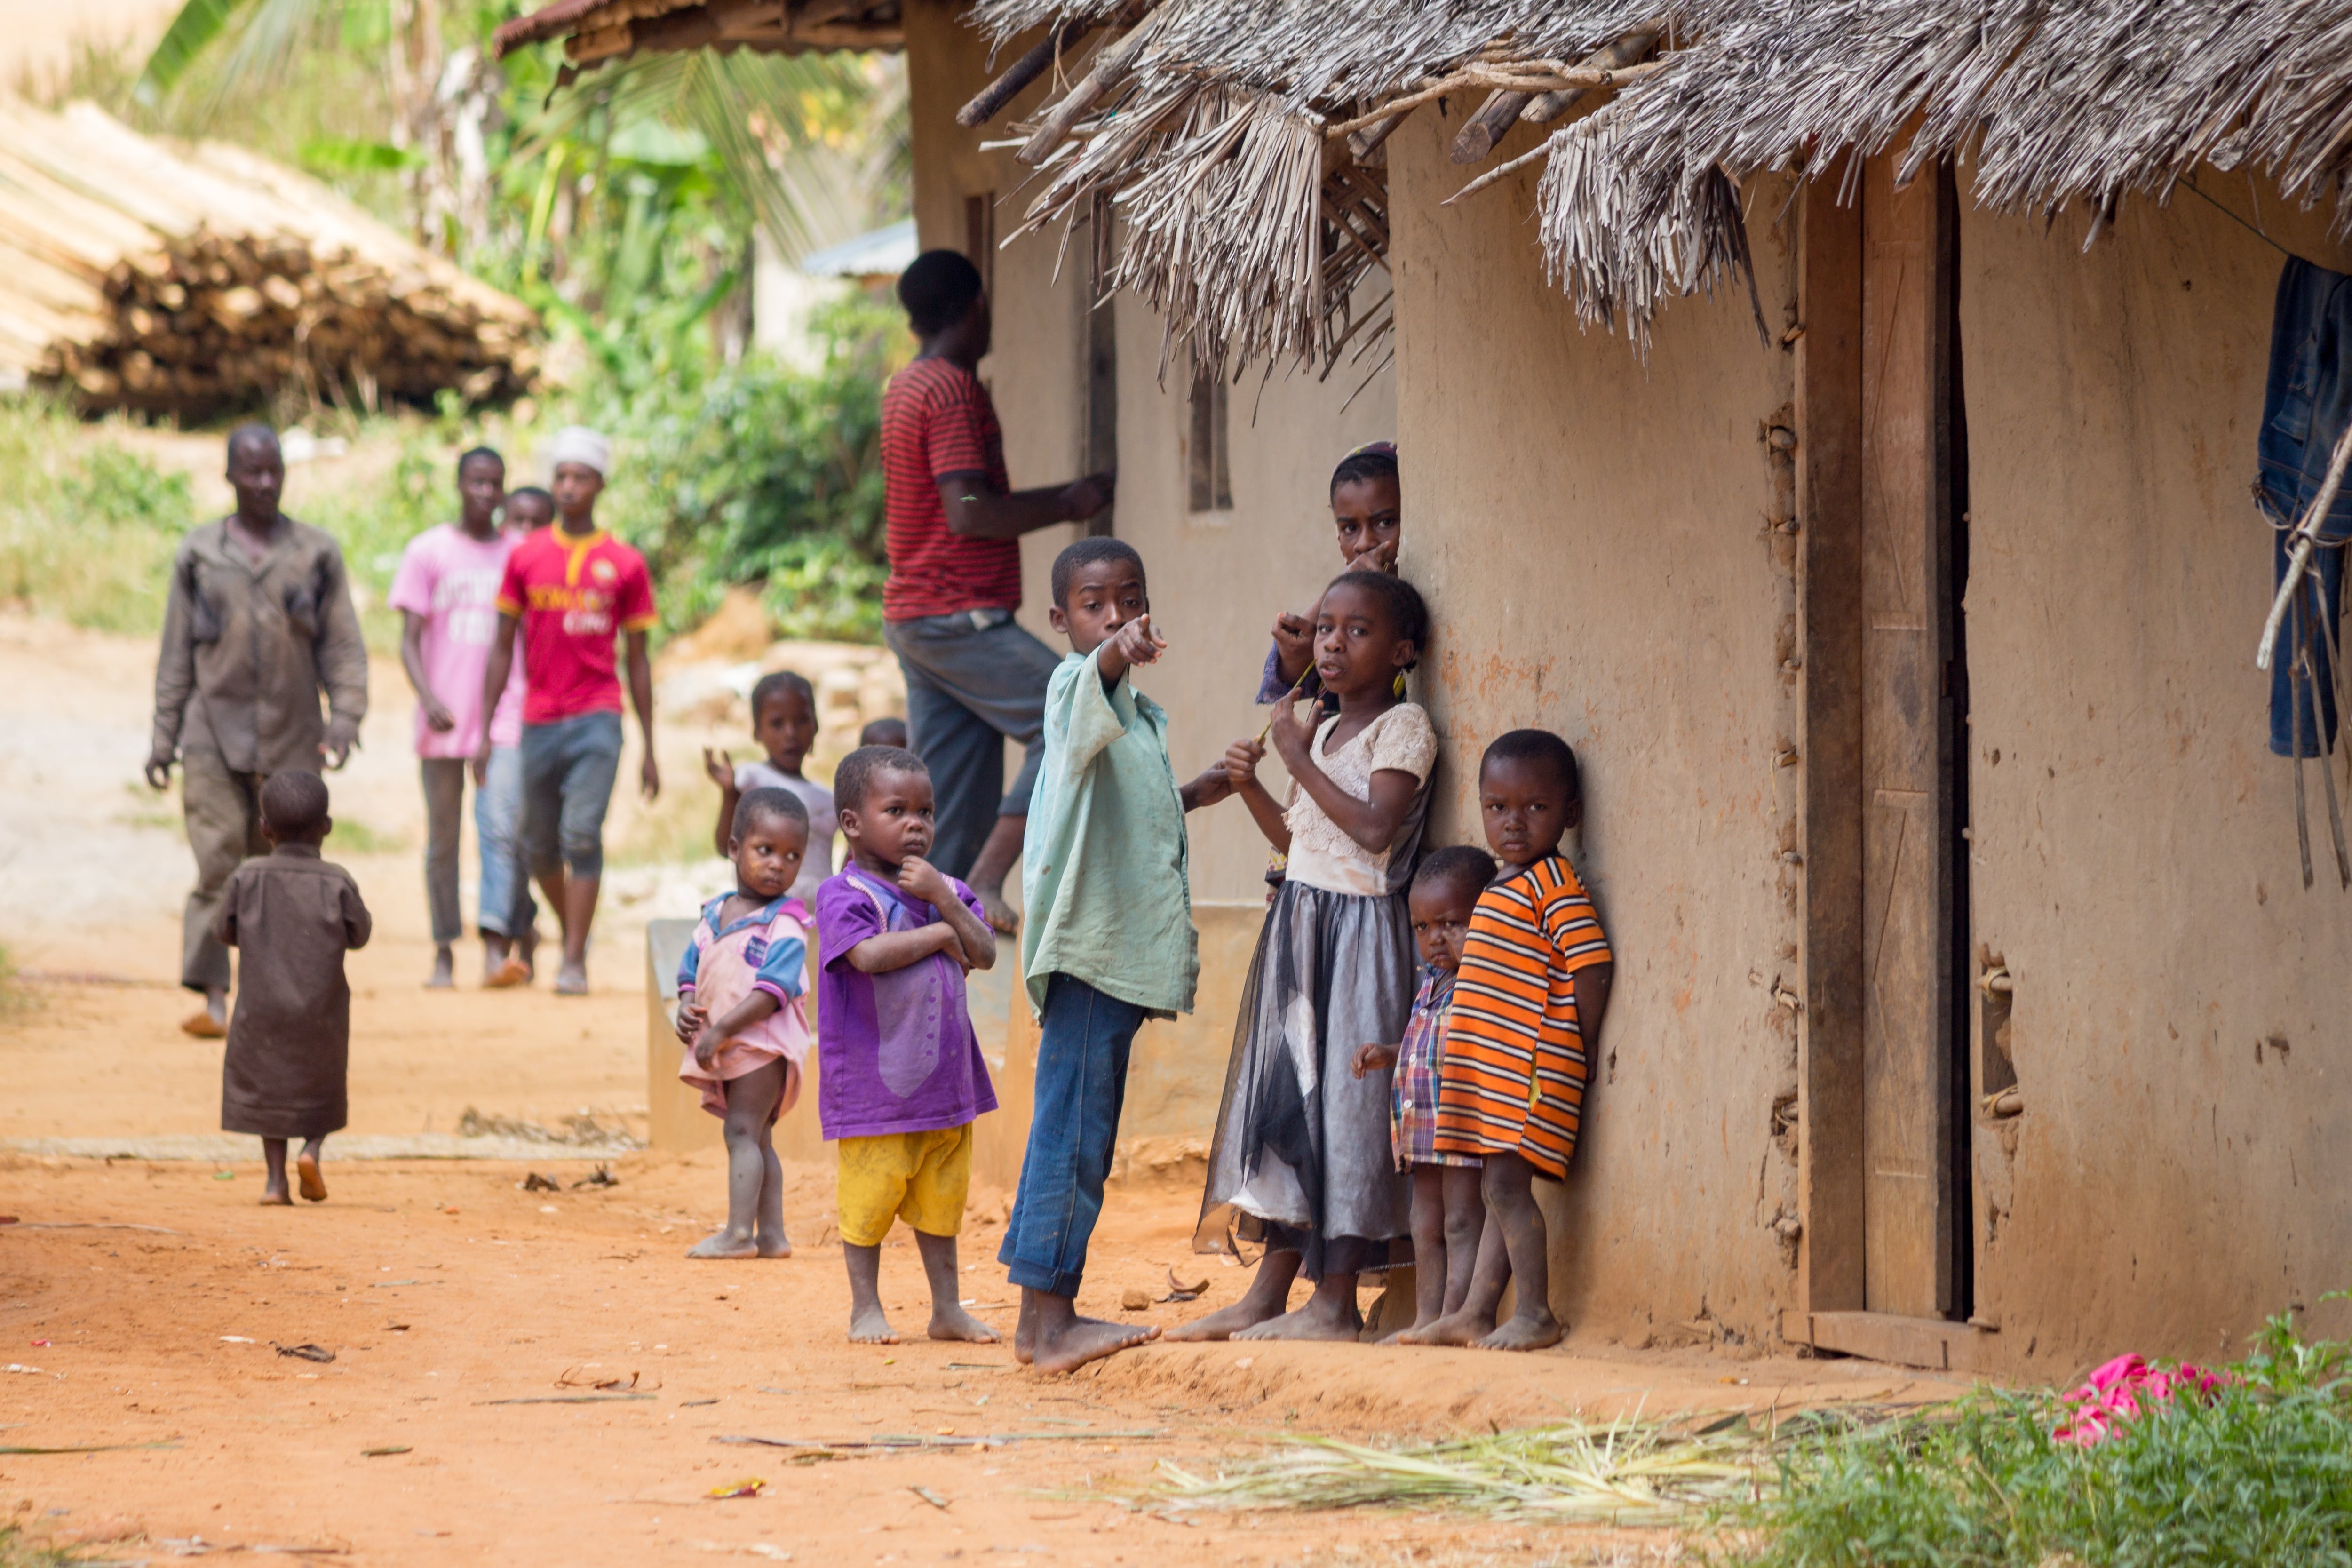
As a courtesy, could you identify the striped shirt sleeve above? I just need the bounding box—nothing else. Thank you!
[923,377,994,482]
[1544,882,1613,974]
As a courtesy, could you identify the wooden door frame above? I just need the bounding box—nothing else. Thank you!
[1788,165,1987,1372]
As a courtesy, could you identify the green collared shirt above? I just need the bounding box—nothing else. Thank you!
[1019,646,1198,1020]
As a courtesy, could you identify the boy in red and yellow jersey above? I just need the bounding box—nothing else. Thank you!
[476,427,659,996]
[1424,729,1613,1352]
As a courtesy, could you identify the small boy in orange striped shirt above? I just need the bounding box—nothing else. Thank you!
[1420,729,1613,1351]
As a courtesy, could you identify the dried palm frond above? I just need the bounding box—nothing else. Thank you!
[1595,0,2352,245]
[1010,75,1388,378]
[1155,1414,1776,1525]
[1536,109,1759,348]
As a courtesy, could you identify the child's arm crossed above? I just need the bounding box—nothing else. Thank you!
[897,857,996,971]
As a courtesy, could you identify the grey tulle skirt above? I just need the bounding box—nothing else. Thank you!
[1193,879,1416,1280]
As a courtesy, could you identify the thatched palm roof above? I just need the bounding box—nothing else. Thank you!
[975,0,2352,361]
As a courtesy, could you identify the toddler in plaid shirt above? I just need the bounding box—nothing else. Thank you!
[1349,845,1495,1340]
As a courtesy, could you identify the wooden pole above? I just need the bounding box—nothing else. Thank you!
[1522,25,1663,125]
[956,21,1091,129]
[1016,4,1167,167]
[1449,89,1532,163]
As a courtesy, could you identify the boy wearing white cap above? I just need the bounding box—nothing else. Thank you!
[475,427,659,995]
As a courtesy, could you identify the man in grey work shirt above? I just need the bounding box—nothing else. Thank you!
[147,424,369,1037]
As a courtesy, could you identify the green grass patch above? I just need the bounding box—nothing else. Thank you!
[0,398,194,635]
[1728,1312,2352,1567]
[1146,1311,2352,1567]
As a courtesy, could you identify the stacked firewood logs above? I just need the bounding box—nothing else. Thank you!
[0,100,537,417]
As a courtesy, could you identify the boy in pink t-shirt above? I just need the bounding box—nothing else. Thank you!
[388,448,539,989]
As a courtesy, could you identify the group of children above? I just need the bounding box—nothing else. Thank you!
[654,440,1613,1368]
[214,437,1612,1369]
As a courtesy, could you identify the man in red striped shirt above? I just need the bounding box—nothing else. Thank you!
[879,249,1114,930]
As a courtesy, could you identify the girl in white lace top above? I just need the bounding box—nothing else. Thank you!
[1176,571,1435,1345]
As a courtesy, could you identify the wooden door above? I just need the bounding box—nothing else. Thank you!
[1858,155,1962,1319]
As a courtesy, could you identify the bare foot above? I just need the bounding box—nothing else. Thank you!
[1167,1297,1285,1342]
[1031,1317,1157,1374]
[553,962,588,997]
[260,1183,292,1207]
[928,1304,1001,1344]
[849,1303,900,1344]
[1236,1300,1361,1342]
[1014,1300,1036,1365]
[484,955,531,989]
[687,1231,759,1259]
[295,1150,326,1203]
[976,889,1019,935]
[1478,1312,1564,1352]
[756,1232,792,1259]
[426,947,454,990]
[180,1009,227,1040]
[1399,1306,1494,1346]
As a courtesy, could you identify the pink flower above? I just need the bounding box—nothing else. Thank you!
[2052,1354,2227,1446]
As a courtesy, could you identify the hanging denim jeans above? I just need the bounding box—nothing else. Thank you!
[2257,258,2352,756]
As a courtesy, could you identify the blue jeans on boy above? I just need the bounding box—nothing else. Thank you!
[883,609,1062,879]
[520,711,624,883]
[475,745,535,936]
[998,973,1148,1297]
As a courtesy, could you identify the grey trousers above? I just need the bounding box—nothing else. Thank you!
[421,751,537,945]
[180,750,270,993]
[883,610,1061,880]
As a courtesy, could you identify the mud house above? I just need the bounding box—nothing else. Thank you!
[503,0,2352,1377]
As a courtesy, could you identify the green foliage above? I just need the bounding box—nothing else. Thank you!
[301,431,457,652]
[136,0,257,97]
[600,296,899,643]
[297,135,423,174]
[1730,1313,2352,1568]
[0,397,194,634]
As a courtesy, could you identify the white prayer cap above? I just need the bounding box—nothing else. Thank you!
[547,425,612,478]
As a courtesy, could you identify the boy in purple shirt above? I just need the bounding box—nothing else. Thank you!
[816,745,1002,1346]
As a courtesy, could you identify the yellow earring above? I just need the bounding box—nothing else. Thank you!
[1392,669,1408,698]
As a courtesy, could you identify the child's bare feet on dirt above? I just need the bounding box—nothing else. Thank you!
[553,961,589,996]
[848,1303,900,1344]
[687,1230,759,1259]
[260,1178,292,1207]
[1236,1297,1359,1342]
[1478,1312,1563,1352]
[1030,1317,1155,1374]
[1166,1297,1283,1341]
[1399,1306,1494,1346]
[928,1304,1001,1344]
[755,1232,792,1259]
[427,945,454,990]
[296,1148,326,1203]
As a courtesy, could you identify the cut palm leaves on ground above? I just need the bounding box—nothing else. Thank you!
[1156,1415,1778,1525]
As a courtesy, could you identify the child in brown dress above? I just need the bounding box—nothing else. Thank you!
[215,771,373,1205]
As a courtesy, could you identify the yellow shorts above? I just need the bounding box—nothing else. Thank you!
[834,1124,973,1247]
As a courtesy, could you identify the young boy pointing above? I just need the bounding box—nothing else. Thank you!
[1003,538,1230,1373]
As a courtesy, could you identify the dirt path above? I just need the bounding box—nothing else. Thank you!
[0,613,1955,1564]
[0,1158,1950,1568]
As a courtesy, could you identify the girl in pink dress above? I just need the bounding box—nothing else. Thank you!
[675,788,814,1259]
